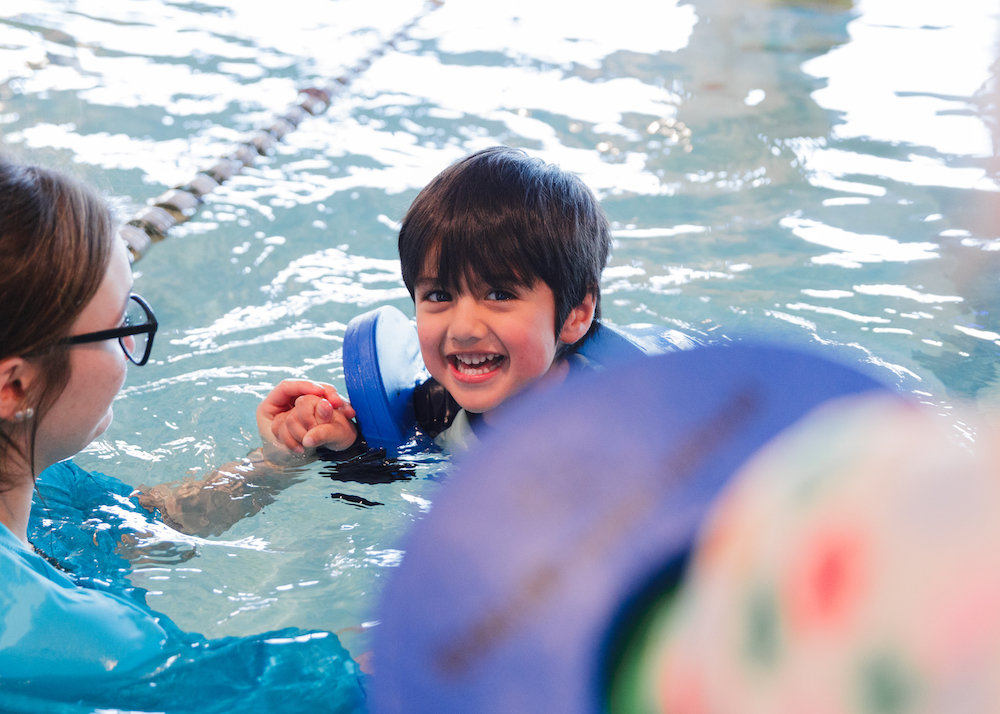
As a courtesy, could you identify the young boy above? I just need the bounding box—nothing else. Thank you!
[259,146,611,457]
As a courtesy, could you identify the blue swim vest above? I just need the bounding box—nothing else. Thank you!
[342,306,665,450]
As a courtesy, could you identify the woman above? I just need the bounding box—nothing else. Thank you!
[0,159,365,712]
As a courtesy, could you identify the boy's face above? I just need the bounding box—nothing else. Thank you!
[414,271,564,415]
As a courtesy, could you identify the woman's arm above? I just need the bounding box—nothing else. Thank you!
[134,448,299,537]
[135,380,359,537]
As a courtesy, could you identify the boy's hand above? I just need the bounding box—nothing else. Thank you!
[257,380,358,464]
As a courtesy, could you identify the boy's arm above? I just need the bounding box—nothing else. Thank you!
[135,380,358,537]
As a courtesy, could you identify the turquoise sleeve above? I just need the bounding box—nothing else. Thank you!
[0,530,168,680]
[31,460,157,598]
[10,460,367,713]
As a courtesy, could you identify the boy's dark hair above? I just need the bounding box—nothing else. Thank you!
[398,146,610,351]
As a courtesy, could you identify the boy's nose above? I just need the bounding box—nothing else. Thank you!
[448,296,489,342]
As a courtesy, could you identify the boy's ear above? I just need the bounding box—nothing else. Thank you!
[0,357,38,422]
[558,293,597,345]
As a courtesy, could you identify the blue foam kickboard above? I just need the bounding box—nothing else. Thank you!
[370,344,890,714]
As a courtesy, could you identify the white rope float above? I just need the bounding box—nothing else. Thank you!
[121,0,444,263]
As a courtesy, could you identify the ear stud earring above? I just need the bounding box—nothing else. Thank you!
[13,407,35,422]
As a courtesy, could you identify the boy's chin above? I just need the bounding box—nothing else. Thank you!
[450,387,506,417]
[452,386,525,419]
[453,397,499,417]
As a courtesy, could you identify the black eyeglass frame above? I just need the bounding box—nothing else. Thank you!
[61,293,158,366]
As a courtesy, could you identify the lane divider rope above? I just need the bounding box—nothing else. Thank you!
[121,0,443,263]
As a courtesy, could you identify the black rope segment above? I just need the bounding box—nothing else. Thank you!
[121,0,444,263]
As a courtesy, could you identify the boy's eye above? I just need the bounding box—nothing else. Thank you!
[486,289,515,301]
[423,289,451,303]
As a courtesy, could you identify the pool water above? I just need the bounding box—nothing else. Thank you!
[2,0,998,691]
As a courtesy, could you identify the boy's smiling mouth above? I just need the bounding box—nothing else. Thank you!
[449,352,505,378]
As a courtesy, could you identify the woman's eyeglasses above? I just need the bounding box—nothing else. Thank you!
[62,294,158,366]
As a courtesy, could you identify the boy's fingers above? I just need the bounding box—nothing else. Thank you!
[293,394,329,427]
[269,421,302,454]
[309,393,354,423]
[284,411,310,443]
[269,412,287,440]
[302,422,356,450]
[272,412,309,453]
[272,425,303,454]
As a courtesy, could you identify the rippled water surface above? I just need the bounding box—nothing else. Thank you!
[2,0,998,662]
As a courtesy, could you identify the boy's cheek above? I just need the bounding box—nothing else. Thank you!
[424,356,448,383]
[416,340,447,380]
[415,321,442,363]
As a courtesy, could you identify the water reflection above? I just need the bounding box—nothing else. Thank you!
[806,0,996,158]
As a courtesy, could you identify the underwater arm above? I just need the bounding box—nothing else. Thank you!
[135,380,358,537]
[134,448,302,537]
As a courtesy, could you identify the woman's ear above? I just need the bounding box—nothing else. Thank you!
[558,293,597,345]
[0,358,37,422]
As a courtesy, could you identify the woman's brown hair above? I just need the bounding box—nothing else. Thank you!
[0,158,114,481]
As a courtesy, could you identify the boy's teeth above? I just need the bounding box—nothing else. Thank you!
[457,354,498,365]
[452,353,503,375]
